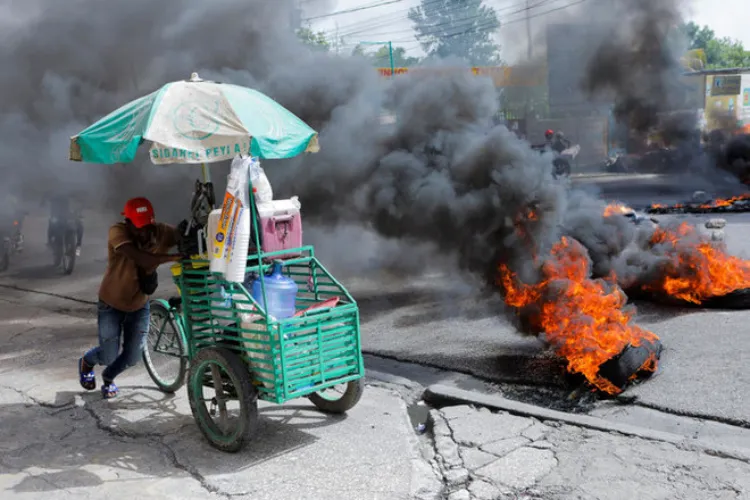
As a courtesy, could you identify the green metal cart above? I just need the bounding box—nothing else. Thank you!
[142,195,365,452]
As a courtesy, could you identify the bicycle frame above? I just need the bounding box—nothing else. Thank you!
[150,298,189,359]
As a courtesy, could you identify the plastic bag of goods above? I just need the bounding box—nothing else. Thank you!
[248,157,273,204]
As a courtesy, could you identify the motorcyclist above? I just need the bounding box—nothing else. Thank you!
[43,193,83,257]
[545,129,572,154]
[0,190,24,253]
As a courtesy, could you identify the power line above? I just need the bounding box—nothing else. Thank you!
[313,0,537,39]
[392,0,589,49]
[322,0,589,56]
[346,0,557,41]
[301,0,404,22]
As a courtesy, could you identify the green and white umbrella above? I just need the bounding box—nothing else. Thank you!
[69,72,319,165]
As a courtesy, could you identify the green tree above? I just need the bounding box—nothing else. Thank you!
[681,22,750,68]
[296,28,330,51]
[352,45,421,67]
[408,0,501,65]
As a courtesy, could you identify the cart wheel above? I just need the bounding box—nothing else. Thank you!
[308,378,365,414]
[142,301,187,393]
[187,347,258,453]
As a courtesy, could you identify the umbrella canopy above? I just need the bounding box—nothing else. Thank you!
[69,73,319,165]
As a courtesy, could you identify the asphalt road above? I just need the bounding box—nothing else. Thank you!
[4,175,750,430]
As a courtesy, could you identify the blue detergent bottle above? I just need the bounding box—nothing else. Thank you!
[251,262,298,320]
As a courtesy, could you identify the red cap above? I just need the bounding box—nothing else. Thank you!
[122,197,155,228]
[545,129,554,136]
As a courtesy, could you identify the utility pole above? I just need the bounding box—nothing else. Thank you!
[525,0,533,59]
[523,0,536,138]
[360,40,395,78]
[290,0,302,32]
[335,22,340,54]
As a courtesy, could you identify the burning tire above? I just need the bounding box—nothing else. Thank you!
[695,289,750,310]
[628,287,750,310]
[597,339,662,391]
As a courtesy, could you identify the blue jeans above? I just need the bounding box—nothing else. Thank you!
[83,300,150,382]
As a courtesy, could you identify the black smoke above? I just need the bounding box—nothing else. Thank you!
[0,0,576,283]
[581,0,692,139]
[0,0,301,218]
[0,0,733,329]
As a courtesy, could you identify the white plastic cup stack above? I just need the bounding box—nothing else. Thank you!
[224,208,251,283]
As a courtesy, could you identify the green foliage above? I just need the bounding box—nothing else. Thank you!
[682,21,750,69]
[408,0,501,66]
[352,44,421,67]
[296,28,330,51]
[372,45,421,67]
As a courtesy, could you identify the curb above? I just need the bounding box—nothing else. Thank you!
[422,384,750,463]
[423,384,681,443]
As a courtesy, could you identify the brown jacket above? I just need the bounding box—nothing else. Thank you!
[98,222,178,312]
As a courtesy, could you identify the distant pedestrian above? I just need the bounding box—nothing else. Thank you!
[78,197,181,399]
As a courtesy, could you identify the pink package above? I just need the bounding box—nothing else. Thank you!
[260,212,302,257]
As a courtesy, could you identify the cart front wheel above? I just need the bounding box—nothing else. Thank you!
[308,378,365,414]
[187,347,258,453]
[142,301,187,393]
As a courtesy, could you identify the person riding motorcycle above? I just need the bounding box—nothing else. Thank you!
[544,129,572,154]
[43,193,83,257]
[0,191,25,253]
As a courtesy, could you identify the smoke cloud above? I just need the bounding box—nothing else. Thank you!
[0,0,739,329]
[581,0,694,141]
[0,0,301,218]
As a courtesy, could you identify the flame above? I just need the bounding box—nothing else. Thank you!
[649,203,682,210]
[513,206,540,263]
[697,194,750,209]
[646,222,750,303]
[603,203,633,217]
[498,237,659,394]
[649,194,750,212]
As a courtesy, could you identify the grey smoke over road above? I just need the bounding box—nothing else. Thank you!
[0,0,722,304]
[581,0,696,142]
[0,0,297,217]
[0,0,570,282]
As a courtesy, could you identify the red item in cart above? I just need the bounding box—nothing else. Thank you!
[293,297,340,317]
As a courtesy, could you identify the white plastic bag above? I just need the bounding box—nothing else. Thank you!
[248,157,273,203]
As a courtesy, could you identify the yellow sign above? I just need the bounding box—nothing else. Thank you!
[711,75,742,96]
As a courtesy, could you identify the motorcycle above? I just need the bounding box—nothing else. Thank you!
[0,219,23,273]
[0,232,12,273]
[530,143,580,178]
[49,216,79,275]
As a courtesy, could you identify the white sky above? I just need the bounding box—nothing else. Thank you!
[305,0,750,60]
[686,0,750,47]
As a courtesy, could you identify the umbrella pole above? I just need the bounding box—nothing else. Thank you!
[200,163,216,209]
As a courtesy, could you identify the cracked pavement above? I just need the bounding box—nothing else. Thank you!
[0,259,438,499]
[5,212,750,499]
[423,404,750,500]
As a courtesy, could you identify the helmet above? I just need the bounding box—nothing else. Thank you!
[122,197,155,228]
[545,129,554,138]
